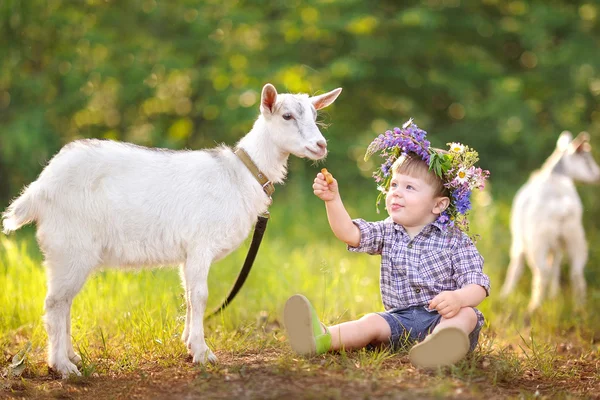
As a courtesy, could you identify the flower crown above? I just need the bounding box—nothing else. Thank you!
[364,118,490,235]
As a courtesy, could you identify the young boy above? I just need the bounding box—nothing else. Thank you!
[284,121,490,368]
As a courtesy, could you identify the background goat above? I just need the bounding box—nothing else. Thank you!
[500,131,600,312]
[2,83,342,378]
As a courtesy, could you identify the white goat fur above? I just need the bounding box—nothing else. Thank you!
[500,131,600,312]
[2,83,342,377]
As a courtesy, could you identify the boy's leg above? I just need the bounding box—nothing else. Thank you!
[409,307,477,368]
[431,306,478,335]
[284,294,391,355]
[328,313,391,351]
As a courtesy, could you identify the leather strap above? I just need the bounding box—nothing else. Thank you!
[205,212,270,320]
[234,148,275,197]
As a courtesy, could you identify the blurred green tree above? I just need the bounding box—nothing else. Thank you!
[1,0,599,210]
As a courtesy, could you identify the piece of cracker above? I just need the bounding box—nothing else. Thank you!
[320,168,334,184]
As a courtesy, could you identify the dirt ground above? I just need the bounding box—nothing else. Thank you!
[2,349,599,400]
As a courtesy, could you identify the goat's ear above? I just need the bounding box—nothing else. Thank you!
[557,131,573,151]
[573,131,590,144]
[572,131,591,153]
[260,83,278,114]
[311,88,343,110]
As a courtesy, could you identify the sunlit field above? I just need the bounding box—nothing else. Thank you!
[1,180,599,397]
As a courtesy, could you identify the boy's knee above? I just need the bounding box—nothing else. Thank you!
[457,307,478,330]
[359,313,383,324]
[359,313,391,338]
[441,308,477,330]
[458,307,475,316]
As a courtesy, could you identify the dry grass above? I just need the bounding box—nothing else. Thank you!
[2,193,600,399]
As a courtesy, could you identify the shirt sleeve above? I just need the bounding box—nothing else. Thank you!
[451,235,491,296]
[347,218,386,255]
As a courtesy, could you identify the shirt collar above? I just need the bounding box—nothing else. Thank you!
[430,219,447,231]
[390,218,446,234]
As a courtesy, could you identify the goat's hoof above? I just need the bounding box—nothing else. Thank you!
[70,353,83,367]
[51,361,81,379]
[192,350,217,364]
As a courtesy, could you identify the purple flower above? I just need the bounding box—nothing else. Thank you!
[381,161,391,176]
[437,212,450,224]
[453,191,472,214]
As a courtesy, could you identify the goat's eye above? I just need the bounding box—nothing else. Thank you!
[282,113,293,121]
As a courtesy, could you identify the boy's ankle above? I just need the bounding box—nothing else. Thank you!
[315,324,332,355]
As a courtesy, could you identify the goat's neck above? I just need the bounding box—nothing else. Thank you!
[539,151,570,179]
[236,121,289,185]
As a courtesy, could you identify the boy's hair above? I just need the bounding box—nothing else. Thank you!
[392,151,450,198]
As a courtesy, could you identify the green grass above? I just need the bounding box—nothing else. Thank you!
[1,186,599,397]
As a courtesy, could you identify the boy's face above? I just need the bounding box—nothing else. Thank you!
[385,172,446,228]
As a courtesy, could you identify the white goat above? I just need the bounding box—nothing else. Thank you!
[500,131,600,312]
[2,83,342,377]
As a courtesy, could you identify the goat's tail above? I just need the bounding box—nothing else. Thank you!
[2,183,41,234]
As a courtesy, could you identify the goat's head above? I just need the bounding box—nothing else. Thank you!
[259,83,342,160]
[556,130,600,183]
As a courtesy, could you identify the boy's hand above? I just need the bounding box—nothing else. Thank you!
[313,172,338,202]
[428,291,463,318]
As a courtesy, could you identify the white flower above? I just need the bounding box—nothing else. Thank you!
[455,168,469,184]
[449,142,465,153]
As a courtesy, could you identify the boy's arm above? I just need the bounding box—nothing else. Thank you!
[453,283,487,307]
[324,196,361,247]
[313,172,360,247]
[430,236,490,318]
[429,284,487,318]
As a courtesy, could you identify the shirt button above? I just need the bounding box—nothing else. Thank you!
[415,288,421,293]
[408,243,413,249]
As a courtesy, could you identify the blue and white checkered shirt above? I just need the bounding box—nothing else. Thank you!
[349,218,490,315]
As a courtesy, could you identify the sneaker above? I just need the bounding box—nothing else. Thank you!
[284,294,332,355]
[408,326,470,368]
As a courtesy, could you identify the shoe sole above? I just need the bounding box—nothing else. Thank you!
[409,326,470,368]
[284,294,316,355]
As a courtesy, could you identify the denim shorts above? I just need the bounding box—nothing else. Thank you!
[377,306,484,352]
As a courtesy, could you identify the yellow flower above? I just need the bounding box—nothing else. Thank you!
[449,142,465,153]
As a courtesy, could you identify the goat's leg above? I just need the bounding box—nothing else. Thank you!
[526,247,551,313]
[548,250,563,299]
[183,251,217,364]
[66,306,82,366]
[564,224,588,309]
[44,256,92,378]
[500,240,525,298]
[179,264,191,344]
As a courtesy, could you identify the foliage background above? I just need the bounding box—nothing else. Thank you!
[1,0,600,297]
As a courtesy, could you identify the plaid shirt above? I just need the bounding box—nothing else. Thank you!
[349,218,490,314]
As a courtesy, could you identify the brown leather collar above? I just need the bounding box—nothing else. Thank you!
[234,148,275,198]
